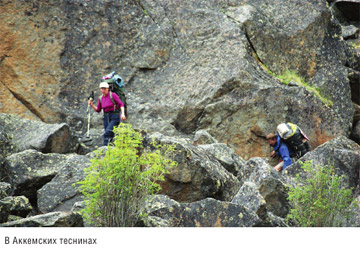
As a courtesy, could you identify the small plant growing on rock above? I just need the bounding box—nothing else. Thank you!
[349,40,360,49]
[265,68,333,107]
[286,161,357,227]
[78,123,177,227]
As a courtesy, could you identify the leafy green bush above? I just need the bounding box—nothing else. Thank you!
[287,161,356,227]
[77,123,177,227]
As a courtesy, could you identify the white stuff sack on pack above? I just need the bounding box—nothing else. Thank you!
[276,123,293,139]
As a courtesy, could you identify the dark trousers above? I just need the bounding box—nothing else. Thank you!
[103,112,120,146]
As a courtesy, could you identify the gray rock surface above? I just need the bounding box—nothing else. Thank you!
[0,211,83,227]
[192,130,218,146]
[1,196,32,218]
[286,136,360,189]
[234,158,289,218]
[0,0,355,161]
[241,0,353,129]
[198,143,246,177]
[346,195,360,227]
[232,182,266,217]
[148,133,241,202]
[3,150,62,199]
[37,154,90,213]
[0,199,11,223]
[142,195,261,227]
[0,182,11,199]
[0,113,78,155]
[0,0,359,228]
[2,150,90,213]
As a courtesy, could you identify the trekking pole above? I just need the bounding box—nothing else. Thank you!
[86,91,94,138]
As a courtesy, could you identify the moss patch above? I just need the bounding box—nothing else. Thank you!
[349,40,360,49]
[265,68,333,107]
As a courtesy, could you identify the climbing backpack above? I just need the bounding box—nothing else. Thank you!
[101,71,128,117]
[276,122,310,158]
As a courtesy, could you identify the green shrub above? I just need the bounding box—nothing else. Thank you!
[287,161,356,227]
[77,123,177,227]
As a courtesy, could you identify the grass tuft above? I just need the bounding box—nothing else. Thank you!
[265,68,333,107]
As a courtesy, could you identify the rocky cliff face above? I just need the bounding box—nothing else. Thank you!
[0,0,359,227]
[1,113,359,227]
[1,0,359,159]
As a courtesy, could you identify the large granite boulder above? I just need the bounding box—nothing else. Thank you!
[1,150,89,210]
[197,143,246,177]
[147,133,241,202]
[141,195,261,227]
[231,182,267,220]
[286,136,360,189]
[240,0,353,125]
[1,196,32,218]
[37,154,90,213]
[0,113,78,155]
[233,158,289,218]
[0,211,83,227]
[2,150,62,199]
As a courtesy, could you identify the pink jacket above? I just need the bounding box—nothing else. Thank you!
[95,92,124,113]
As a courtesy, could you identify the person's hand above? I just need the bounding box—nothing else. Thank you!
[270,151,275,157]
[88,100,93,106]
[121,113,126,121]
[275,166,282,172]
